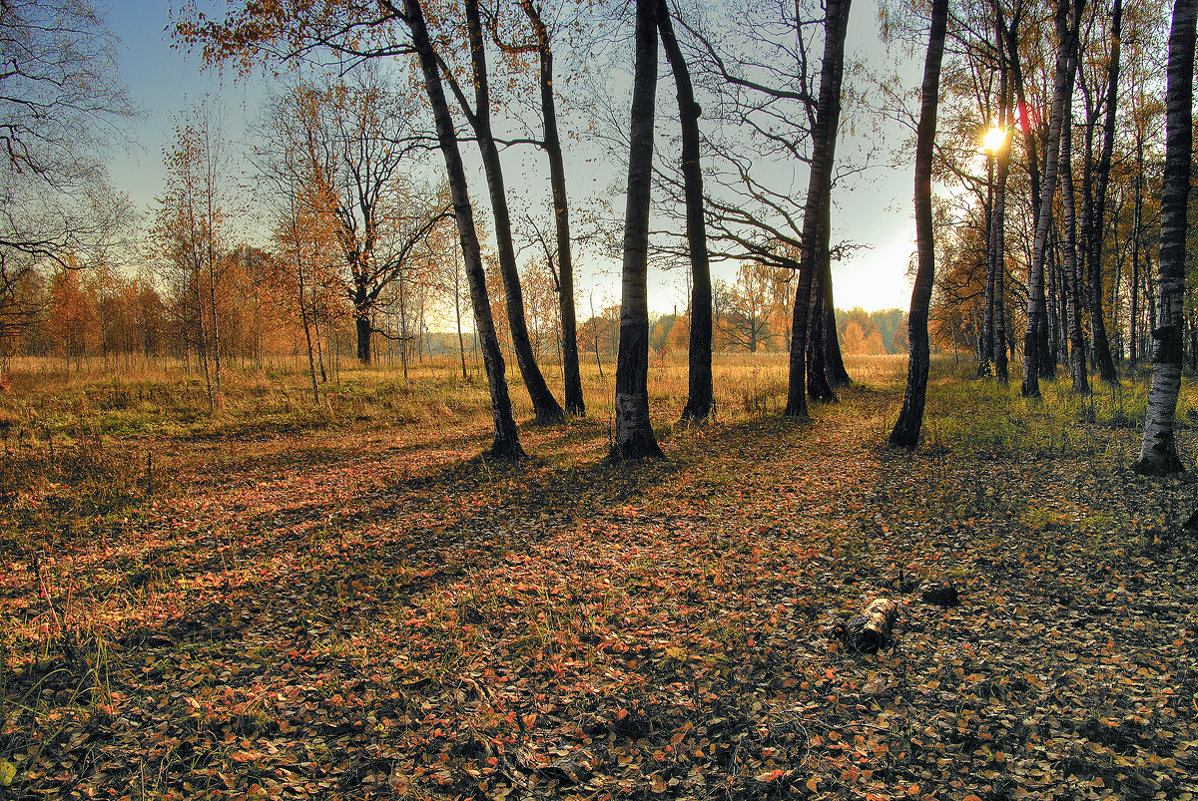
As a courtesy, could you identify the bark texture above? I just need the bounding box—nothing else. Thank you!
[784,0,850,419]
[890,0,948,449]
[1022,0,1083,398]
[844,598,899,654]
[1134,0,1195,475]
[463,0,565,424]
[1085,0,1123,387]
[657,0,713,426]
[403,0,523,460]
[612,0,664,460]
[520,0,584,417]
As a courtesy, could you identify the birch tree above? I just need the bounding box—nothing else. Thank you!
[1133,0,1195,475]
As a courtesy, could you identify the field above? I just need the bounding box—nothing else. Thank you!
[2,353,1197,801]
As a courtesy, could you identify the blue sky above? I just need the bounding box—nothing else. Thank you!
[102,0,919,314]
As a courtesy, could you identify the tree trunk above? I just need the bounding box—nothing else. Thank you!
[817,13,850,392]
[978,169,996,377]
[1129,133,1143,369]
[520,0,584,417]
[1022,0,1083,398]
[658,0,713,426]
[1061,112,1091,394]
[403,0,523,460]
[807,270,837,402]
[462,0,564,425]
[891,0,948,449]
[1134,0,1195,475]
[784,0,850,418]
[821,264,850,388]
[1044,227,1061,376]
[990,23,1012,385]
[612,0,664,460]
[1085,0,1123,386]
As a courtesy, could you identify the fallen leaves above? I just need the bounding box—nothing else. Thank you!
[3,376,1198,801]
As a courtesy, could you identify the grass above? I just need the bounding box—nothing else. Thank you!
[3,352,1198,800]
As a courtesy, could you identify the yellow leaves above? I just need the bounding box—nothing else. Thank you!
[0,759,16,786]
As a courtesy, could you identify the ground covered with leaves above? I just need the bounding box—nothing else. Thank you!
[3,358,1198,800]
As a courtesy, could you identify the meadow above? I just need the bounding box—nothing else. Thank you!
[1,353,1197,800]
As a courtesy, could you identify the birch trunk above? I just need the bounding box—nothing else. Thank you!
[1134,0,1195,475]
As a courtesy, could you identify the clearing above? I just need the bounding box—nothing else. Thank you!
[2,355,1197,800]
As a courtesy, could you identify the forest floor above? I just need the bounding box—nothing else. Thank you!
[2,355,1198,801]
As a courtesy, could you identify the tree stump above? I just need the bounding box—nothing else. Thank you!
[920,582,959,607]
[844,597,899,653]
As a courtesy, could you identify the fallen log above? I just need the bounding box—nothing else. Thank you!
[844,597,898,653]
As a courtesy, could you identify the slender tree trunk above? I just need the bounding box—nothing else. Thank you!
[1061,111,1091,393]
[990,22,1013,384]
[612,0,664,460]
[403,0,523,459]
[589,293,604,379]
[807,269,837,402]
[784,0,850,418]
[991,138,1011,382]
[818,32,850,391]
[1085,0,1123,385]
[296,251,320,404]
[519,0,584,417]
[821,265,850,387]
[460,0,564,424]
[891,0,948,449]
[978,169,996,377]
[1134,0,1195,475]
[658,0,713,426]
[1129,133,1144,369]
[1043,228,1061,376]
[454,258,468,379]
[314,312,327,383]
[1023,0,1083,398]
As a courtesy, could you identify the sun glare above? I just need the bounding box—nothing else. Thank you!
[981,125,1008,154]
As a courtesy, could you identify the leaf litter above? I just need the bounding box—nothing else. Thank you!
[2,384,1198,801]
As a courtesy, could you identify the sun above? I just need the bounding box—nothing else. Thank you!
[982,125,1008,154]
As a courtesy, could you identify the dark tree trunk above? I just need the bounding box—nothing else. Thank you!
[355,312,371,364]
[1061,111,1091,394]
[1042,229,1060,377]
[462,0,564,424]
[978,169,996,377]
[1129,133,1144,369]
[820,222,850,388]
[807,270,837,402]
[1022,0,1083,398]
[1134,0,1195,475]
[891,0,948,449]
[784,0,850,419]
[612,0,664,460]
[1085,0,1123,385]
[520,0,584,417]
[402,0,523,460]
[990,14,1012,385]
[817,37,850,391]
[657,0,713,426]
